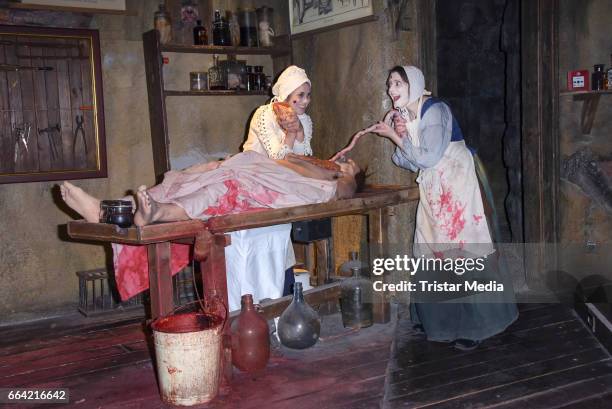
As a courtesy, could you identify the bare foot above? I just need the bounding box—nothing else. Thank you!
[134,185,156,227]
[60,181,101,222]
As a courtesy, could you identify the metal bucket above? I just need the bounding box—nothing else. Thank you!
[151,312,224,406]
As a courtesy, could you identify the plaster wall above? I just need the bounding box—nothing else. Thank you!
[291,2,422,298]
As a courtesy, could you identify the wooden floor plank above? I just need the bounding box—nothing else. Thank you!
[385,304,612,409]
[484,373,612,409]
[423,359,612,409]
[391,320,584,369]
[389,328,599,385]
[554,390,612,409]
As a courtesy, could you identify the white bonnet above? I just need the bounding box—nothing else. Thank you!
[272,65,311,102]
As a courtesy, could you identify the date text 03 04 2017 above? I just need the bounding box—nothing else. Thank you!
[0,388,69,404]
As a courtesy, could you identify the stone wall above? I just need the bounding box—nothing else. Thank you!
[557,0,612,284]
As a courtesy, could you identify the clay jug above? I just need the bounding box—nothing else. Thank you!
[277,282,321,349]
[231,294,270,372]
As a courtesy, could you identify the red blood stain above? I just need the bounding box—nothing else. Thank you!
[429,180,466,241]
[473,214,483,225]
[203,179,278,217]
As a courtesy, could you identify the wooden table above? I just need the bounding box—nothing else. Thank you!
[67,185,418,322]
[67,185,416,384]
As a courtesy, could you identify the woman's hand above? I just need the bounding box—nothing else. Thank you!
[364,121,398,139]
[274,102,302,133]
[393,114,408,138]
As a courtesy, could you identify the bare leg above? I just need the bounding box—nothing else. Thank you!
[60,181,101,222]
[134,185,190,227]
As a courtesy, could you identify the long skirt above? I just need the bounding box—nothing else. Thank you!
[410,254,518,342]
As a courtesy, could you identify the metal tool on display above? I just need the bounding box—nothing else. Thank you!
[13,123,31,164]
[39,123,61,162]
[0,64,54,72]
[72,115,87,159]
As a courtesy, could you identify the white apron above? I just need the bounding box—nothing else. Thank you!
[404,98,495,258]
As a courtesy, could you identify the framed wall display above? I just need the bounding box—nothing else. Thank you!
[16,0,126,13]
[0,25,107,184]
[290,0,375,36]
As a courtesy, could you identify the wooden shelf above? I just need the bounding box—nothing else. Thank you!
[143,28,292,178]
[560,89,612,96]
[160,43,291,57]
[164,90,269,96]
[560,89,611,134]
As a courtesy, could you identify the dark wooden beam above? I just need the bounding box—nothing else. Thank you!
[521,0,560,287]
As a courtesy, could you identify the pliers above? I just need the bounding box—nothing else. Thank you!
[13,124,31,164]
[72,115,87,159]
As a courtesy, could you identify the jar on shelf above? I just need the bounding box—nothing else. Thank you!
[592,64,605,91]
[607,54,612,90]
[190,72,208,91]
[154,3,172,45]
[245,65,258,91]
[256,6,275,47]
[254,66,266,91]
[238,9,258,47]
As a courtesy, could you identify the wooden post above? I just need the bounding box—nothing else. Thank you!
[147,242,174,319]
[315,238,332,286]
[368,208,390,323]
[194,230,232,384]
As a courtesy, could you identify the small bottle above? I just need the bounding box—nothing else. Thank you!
[193,19,207,45]
[591,64,604,91]
[208,55,226,90]
[606,54,612,90]
[154,3,172,45]
[229,13,241,47]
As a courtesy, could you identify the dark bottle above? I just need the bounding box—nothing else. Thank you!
[231,294,270,372]
[339,267,373,329]
[277,282,321,349]
[212,10,232,46]
[592,64,605,91]
[193,19,208,45]
[254,66,266,91]
[245,65,258,91]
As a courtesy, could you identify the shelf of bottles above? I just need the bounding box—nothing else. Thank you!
[164,90,269,96]
[160,42,292,57]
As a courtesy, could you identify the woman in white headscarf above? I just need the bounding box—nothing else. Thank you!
[351,65,518,350]
[243,65,313,159]
[226,66,314,312]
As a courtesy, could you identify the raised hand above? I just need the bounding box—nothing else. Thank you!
[273,102,301,133]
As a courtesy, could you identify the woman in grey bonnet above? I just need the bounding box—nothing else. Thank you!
[336,65,518,350]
